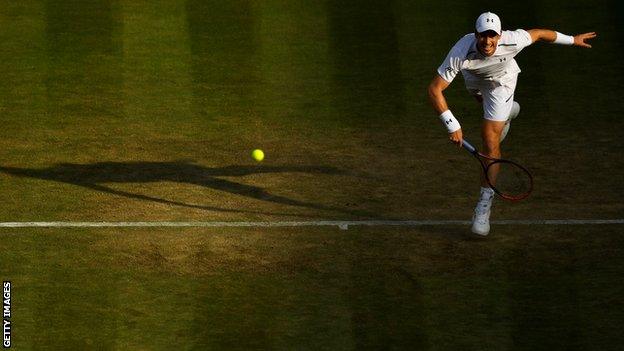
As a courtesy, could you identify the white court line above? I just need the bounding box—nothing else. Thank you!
[1,219,624,229]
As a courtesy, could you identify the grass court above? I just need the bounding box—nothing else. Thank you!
[1,0,623,349]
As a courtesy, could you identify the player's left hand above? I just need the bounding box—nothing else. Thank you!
[574,32,597,48]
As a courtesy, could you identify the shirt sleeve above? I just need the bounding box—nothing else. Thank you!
[436,40,466,83]
[507,29,533,51]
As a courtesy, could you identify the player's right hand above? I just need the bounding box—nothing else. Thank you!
[449,129,463,147]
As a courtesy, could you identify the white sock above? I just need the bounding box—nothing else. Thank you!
[479,187,495,201]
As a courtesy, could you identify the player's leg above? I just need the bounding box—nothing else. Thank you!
[498,76,519,142]
[481,120,506,185]
[500,101,520,141]
[509,100,520,119]
[471,120,506,236]
[471,84,511,236]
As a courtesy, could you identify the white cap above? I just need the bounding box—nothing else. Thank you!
[475,12,501,35]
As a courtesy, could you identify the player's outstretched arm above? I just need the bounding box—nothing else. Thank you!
[527,29,597,47]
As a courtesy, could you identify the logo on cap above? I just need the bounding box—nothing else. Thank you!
[475,12,501,34]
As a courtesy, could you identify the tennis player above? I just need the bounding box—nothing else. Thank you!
[428,12,596,235]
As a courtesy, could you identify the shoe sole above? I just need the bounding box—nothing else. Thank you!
[471,227,489,236]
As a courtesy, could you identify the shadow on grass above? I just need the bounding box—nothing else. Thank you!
[0,162,376,218]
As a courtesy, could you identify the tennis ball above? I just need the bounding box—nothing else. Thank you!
[252,149,264,162]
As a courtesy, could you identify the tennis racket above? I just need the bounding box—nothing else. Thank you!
[462,139,533,201]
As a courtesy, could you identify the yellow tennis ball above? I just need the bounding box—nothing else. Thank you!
[252,149,264,162]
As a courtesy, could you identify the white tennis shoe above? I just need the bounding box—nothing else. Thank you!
[500,101,520,142]
[471,201,492,236]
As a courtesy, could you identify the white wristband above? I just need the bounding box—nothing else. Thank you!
[554,32,574,45]
[439,110,461,133]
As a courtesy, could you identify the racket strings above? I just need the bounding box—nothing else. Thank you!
[486,161,532,199]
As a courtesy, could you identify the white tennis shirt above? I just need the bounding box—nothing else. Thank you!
[437,29,533,85]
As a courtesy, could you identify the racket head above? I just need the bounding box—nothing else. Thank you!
[484,159,533,201]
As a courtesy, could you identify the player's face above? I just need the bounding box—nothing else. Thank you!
[476,30,500,56]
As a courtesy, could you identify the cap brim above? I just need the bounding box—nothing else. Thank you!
[476,28,500,36]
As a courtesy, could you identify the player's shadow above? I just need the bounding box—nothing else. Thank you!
[0,162,374,218]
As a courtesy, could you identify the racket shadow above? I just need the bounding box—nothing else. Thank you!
[0,162,379,218]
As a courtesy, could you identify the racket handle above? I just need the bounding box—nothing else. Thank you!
[462,139,477,154]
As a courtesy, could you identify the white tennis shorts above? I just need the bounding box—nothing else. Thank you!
[466,74,518,122]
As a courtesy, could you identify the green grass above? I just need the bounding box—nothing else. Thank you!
[0,0,623,349]
[1,226,623,349]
